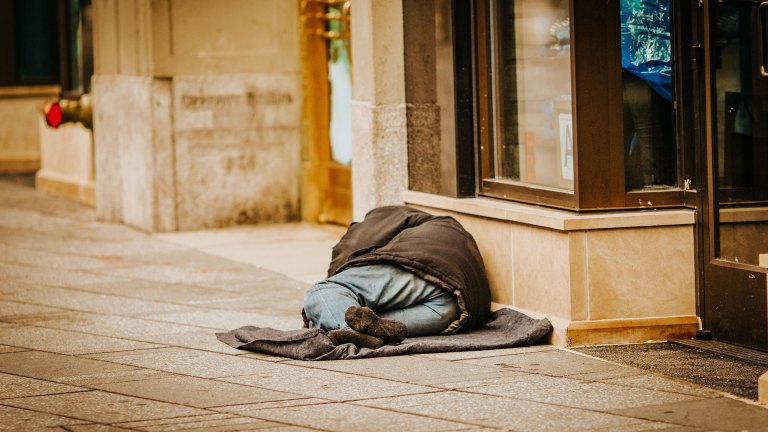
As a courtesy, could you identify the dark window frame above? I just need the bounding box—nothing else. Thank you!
[466,0,698,211]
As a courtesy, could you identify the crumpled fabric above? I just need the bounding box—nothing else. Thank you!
[216,308,553,361]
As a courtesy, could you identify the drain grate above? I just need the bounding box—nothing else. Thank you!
[670,339,768,367]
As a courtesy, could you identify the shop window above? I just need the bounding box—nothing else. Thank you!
[472,0,694,210]
[0,0,92,92]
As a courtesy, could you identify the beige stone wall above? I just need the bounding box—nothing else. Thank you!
[37,119,95,206]
[92,0,301,231]
[0,90,57,173]
[409,197,698,346]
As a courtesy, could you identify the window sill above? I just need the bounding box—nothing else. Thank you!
[0,85,60,98]
[403,190,695,232]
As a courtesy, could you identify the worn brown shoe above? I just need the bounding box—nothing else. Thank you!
[345,306,408,343]
[327,328,384,349]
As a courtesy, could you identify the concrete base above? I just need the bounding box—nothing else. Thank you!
[566,316,700,347]
[35,173,95,207]
[407,191,698,347]
[760,371,768,405]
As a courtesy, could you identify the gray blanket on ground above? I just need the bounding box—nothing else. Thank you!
[216,308,553,361]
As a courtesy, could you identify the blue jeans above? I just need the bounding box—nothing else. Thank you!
[303,263,460,337]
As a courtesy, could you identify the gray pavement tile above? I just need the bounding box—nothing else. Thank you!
[140,330,247,355]
[600,374,722,399]
[86,347,287,379]
[115,413,289,431]
[2,285,191,316]
[283,355,524,387]
[17,312,207,340]
[608,397,768,431]
[459,349,644,381]
[0,372,86,398]
[414,345,557,362]
[0,262,125,288]
[0,350,142,384]
[0,300,65,317]
[3,390,208,423]
[0,405,87,431]
[76,278,246,305]
[219,364,438,401]
[141,310,303,332]
[462,374,703,411]
[354,391,648,432]
[213,398,332,413]
[0,244,126,272]
[191,275,310,294]
[98,264,264,287]
[62,425,137,432]
[0,325,164,355]
[236,402,474,431]
[0,344,28,353]
[91,375,304,408]
[587,423,705,431]
[240,353,300,362]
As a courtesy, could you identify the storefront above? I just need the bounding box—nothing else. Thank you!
[392,0,768,349]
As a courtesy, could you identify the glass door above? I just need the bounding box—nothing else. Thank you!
[701,0,768,350]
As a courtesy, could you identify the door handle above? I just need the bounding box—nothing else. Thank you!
[760,2,768,76]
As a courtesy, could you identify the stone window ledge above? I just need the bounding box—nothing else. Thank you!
[0,85,60,98]
[403,190,695,232]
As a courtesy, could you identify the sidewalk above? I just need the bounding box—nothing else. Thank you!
[2,178,768,431]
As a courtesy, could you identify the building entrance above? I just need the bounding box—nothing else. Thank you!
[700,0,768,351]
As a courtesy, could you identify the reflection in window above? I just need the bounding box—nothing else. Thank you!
[493,0,573,191]
[327,6,352,166]
[620,0,676,190]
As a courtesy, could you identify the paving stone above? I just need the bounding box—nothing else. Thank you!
[284,355,524,387]
[115,413,289,431]
[414,345,556,361]
[463,373,703,411]
[354,391,647,431]
[0,344,28,353]
[0,300,65,317]
[77,278,246,305]
[91,375,304,408]
[141,330,246,355]
[86,347,288,378]
[459,349,644,380]
[0,372,86,398]
[609,397,768,430]
[213,398,332,413]
[18,312,205,340]
[601,374,722,398]
[0,262,124,289]
[100,264,263,287]
[2,285,190,316]
[142,310,303,331]
[0,405,87,431]
[588,423,705,431]
[0,244,124,272]
[0,350,141,384]
[0,325,164,355]
[3,390,208,423]
[63,425,137,432]
[220,363,437,401]
[237,402,472,432]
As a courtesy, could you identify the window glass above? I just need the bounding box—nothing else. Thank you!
[493,0,573,191]
[620,0,676,190]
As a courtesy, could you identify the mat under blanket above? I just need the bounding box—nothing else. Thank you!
[216,308,553,360]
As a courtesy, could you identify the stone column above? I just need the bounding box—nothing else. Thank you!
[350,0,408,221]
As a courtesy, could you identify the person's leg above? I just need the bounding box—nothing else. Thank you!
[304,263,461,339]
[303,280,360,333]
[336,263,460,337]
[378,287,461,337]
